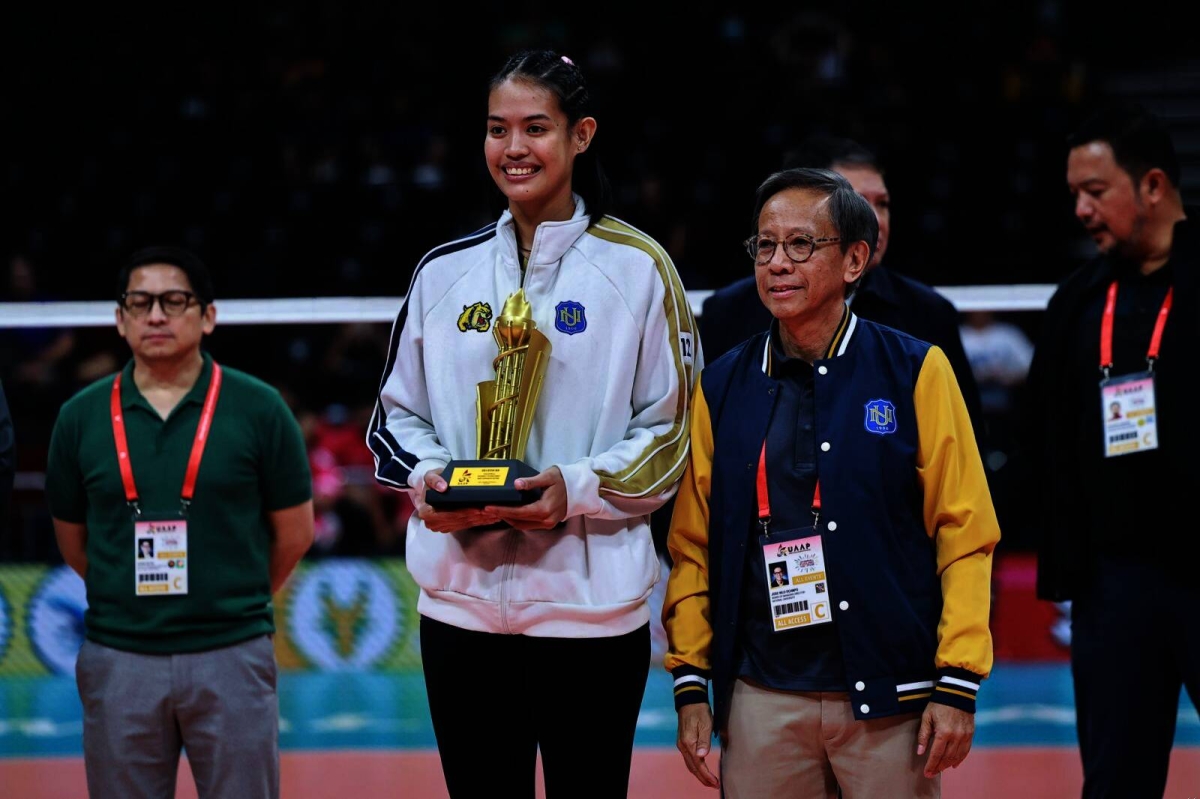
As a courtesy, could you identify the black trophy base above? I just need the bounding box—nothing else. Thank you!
[425,459,543,509]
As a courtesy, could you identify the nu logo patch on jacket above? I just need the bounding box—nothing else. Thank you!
[555,301,586,335]
[457,302,492,333]
[864,399,897,435]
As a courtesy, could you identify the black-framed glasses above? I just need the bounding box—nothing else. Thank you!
[119,290,199,317]
[743,234,842,266]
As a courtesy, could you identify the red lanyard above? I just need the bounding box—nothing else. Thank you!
[1100,281,1173,379]
[756,441,820,538]
[111,362,223,517]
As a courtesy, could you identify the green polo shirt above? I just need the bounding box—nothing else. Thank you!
[46,353,312,654]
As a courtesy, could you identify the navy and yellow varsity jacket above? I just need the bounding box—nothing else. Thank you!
[663,311,998,727]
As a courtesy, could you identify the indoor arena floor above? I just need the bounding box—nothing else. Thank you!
[2,663,1197,798]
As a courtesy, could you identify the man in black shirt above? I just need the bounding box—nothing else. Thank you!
[1024,102,1200,798]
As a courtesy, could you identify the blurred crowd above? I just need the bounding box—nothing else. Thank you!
[1,3,1193,562]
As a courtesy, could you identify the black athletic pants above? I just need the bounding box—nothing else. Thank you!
[420,615,650,799]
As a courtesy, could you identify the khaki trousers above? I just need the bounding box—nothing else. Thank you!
[721,678,940,799]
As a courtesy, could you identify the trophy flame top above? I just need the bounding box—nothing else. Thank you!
[475,287,552,464]
[493,289,537,350]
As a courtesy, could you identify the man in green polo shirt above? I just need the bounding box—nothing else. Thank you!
[46,246,314,799]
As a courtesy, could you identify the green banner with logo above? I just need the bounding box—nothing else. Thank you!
[0,557,670,676]
[0,559,423,676]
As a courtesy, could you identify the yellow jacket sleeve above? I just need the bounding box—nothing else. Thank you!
[662,376,715,705]
[914,345,1000,681]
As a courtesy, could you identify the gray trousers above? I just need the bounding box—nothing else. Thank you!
[75,634,280,799]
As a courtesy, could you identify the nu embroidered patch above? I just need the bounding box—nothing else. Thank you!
[555,301,587,335]
[457,301,492,332]
[863,399,897,435]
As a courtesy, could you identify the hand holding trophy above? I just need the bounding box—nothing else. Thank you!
[426,288,551,509]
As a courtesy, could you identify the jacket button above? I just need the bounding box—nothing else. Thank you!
[827,521,837,531]
[855,681,865,691]
[860,704,870,714]
[839,601,850,611]
[818,366,828,375]
[821,442,831,452]
[768,387,775,395]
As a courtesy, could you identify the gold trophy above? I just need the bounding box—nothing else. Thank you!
[427,289,551,508]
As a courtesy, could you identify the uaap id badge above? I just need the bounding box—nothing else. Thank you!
[1100,372,1159,457]
[760,528,833,631]
[754,442,833,632]
[135,519,189,595]
[111,362,223,598]
[1096,281,1171,458]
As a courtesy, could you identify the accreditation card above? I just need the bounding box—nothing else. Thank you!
[760,528,833,632]
[1100,371,1159,458]
[134,519,189,596]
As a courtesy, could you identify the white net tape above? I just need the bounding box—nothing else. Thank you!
[0,286,1054,328]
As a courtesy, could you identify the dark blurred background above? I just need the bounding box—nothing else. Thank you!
[2,2,1198,561]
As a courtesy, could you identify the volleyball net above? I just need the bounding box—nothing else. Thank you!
[0,285,1055,328]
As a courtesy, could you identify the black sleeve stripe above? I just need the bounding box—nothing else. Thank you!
[368,224,497,486]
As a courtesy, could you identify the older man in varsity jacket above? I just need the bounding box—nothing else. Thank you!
[663,168,999,798]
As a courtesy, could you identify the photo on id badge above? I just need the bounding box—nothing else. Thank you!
[769,561,790,590]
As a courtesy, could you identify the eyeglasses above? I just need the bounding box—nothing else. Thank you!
[743,234,842,266]
[120,290,199,317]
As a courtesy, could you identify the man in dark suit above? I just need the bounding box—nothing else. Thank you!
[699,136,984,438]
